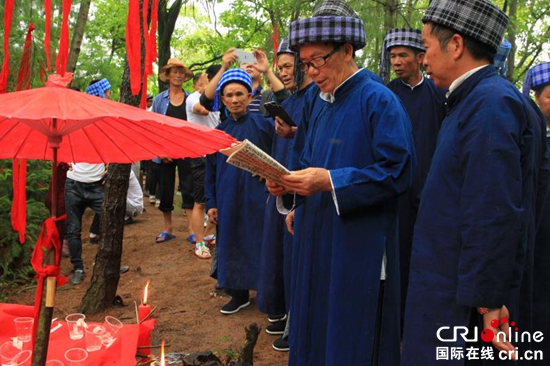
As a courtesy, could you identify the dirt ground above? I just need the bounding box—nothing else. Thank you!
[7,196,289,365]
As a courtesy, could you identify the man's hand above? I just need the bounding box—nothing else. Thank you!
[482,306,516,361]
[279,168,332,196]
[266,180,287,196]
[221,48,238,70]
[252,50,269,73]
[285,210,295,235]
[275,116,297,139]
[207,208,218,225]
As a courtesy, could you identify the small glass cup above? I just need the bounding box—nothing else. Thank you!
[64,348,88,366]
[10,350,31,366]
[65,313,86,340]
[85,324,105,352]
[102,316,123,347]
[14,317,34,343]
[0,341,22,366]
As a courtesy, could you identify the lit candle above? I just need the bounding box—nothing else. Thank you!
[160,339,165,366]
[138,280,151,322]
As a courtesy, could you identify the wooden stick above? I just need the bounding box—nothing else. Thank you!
[138,305,158,324]
[137,343,170,349]
[45,277,57,308]
[134,358,155,366]
[134,301,139,324]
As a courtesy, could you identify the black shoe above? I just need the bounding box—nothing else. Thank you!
[120,266,130,274]
[89,235,100,244]
[124,216,134,225]
[272,337,289,352]
[266,319,286,335]
[220,297,250,315]
[268,313,287,323]
[70,270,84,285]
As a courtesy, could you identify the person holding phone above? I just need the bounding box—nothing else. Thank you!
[257,38,314,353]
[199,47,290,121]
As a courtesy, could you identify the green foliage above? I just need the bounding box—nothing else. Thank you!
[0,160,51,289]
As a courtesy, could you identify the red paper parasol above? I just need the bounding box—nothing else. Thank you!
[0,75,235,366]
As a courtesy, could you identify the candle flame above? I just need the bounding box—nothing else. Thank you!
[143,280,150,305]
[160,339,165,366]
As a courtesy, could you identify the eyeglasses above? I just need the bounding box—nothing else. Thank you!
[298,45,342,71]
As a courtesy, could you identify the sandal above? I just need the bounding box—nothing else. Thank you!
[187,233,196,244]
[195,242,211,259]
[155,231,176,243]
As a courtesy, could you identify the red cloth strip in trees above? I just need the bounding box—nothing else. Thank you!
[30,215,68,345]
[148,0,158,75]
[11,158,27,244]
[126,0,141,95]
[55,0,72,75]
[44,0,52,71]
[0,0,15,93]
[17,23,35,91]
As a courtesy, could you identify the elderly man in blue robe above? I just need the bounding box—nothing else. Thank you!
[266,0,415,364]
[524,61,550,361]
[401,1,549,365]
[205,68,274,315]
[381,28,446,324]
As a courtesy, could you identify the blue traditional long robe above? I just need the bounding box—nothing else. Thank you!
[205,112,273,290]
[386,76,446,317]
[288,69,415,366]
[256,83,316,315]
[401,65,548,366]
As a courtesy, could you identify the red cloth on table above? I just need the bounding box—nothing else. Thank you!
[0,303,152,365]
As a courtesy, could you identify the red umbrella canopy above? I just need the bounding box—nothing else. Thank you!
[0,84,235,163]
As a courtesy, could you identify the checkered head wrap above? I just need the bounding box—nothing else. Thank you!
[86,78,111,98]
[522,62,550,96]
[277,39,294,56]
[216,68,253,95]
[380,28,424,79]
[493,39,511,77]
[288,0,366,51]
[422,0,509,53]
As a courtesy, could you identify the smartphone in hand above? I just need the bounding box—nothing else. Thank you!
[264,101,296,127]
[234,49,256,64]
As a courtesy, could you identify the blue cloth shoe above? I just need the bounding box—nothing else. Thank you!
[186,233,196,244]
[155,231,176,243]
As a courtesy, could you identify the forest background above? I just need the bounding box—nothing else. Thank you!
[0,0,548,300]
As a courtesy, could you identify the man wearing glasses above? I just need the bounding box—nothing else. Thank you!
[266,0,415,365]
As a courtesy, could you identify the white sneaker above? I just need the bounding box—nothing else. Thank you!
[149,195,156,204]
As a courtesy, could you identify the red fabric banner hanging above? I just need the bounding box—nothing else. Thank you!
[11,158,27,244]
[270,20,280,71]
[126,0,141,95]
[55,0,72,76]
[44,0,52,71]
[17,23,35,91]
[148,0,158,74]
[0,0,15,93]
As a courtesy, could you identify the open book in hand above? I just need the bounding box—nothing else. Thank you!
[220,139,290,184]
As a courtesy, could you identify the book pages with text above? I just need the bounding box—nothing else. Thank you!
[220,140,290,184]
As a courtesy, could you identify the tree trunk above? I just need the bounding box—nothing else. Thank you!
[157,0,183,92]
[79,164,130,314]
[67,0,92,73]
[382,0,397,83]
[79,0,144,314]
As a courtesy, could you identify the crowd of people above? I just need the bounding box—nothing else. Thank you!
[64,0,550,364]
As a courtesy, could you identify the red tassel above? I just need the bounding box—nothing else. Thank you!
[126,0,141,95]
[44,0,52,71]
[55,0,72,76]
[270,21,280,71]
[0,0,15,94]
[11,159,27,244]
[142,0,150,75]
[16,23,35,92]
